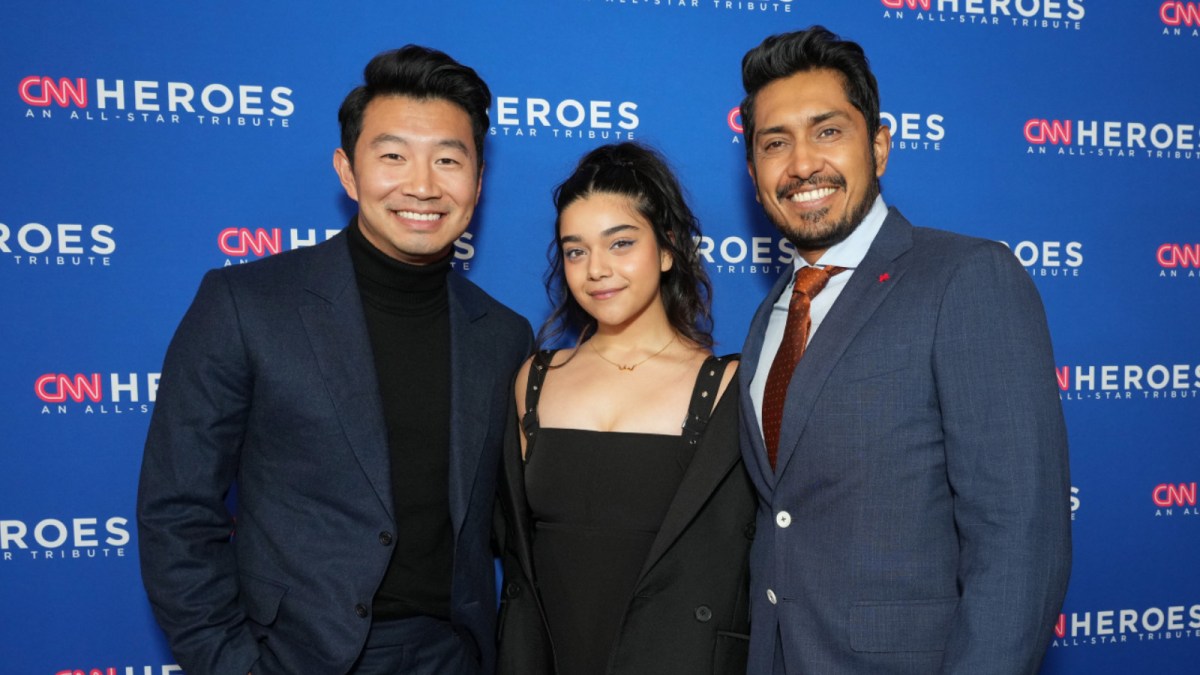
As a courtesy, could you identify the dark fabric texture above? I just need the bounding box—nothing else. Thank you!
[738,208,1072,675]
[138,229,533,675]
[498,352,755,675]
[347,224,454,621]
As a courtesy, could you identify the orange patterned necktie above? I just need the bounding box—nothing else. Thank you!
[762,265,846,470]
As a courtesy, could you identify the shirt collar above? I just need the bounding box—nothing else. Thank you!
[793,194,888,271]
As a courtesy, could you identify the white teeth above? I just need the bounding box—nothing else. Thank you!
[395,210,441,221]
[789,187,836,203]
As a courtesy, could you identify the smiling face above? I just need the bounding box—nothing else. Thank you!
[558,192,673,333]
[334,95,482,265]
[747,68,890,264]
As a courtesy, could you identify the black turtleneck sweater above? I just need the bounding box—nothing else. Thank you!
[347,223,453,621]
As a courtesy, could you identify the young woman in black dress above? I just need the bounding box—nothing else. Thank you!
[498,142,756,675]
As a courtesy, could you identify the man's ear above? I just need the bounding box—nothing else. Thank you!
[747,160,761,203]
[873,124,891,178]
[333,148,359,202]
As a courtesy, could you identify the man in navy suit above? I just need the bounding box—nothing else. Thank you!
[137,46,531,675]
[737,27,1071,674]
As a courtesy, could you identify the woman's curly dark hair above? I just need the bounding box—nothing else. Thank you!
[537,142,714,350]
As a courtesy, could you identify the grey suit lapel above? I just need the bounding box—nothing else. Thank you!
[773,209,915,476]
[298,234,393,518]
[447,273,493,540]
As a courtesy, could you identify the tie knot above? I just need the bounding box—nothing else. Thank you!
[793,265,845,298]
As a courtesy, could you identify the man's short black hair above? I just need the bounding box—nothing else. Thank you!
[740,26,881,161]
[338,45,491,169]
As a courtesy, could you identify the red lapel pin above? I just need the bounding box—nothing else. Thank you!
[878,272,891,283]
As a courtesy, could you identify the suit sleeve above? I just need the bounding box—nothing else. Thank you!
[137,269,260,675]
[491,325,533,560]
[932,243,1072,675]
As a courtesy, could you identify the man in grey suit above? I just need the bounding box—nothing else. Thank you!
[138,46,531,674]
[737,27,1071,674]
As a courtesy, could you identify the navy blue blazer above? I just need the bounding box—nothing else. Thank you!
[739,209,1071,674]
[137,231,532,675]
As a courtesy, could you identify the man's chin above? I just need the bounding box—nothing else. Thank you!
[772,214,834,241]
[771,189,878,254]
[777,218,859,254]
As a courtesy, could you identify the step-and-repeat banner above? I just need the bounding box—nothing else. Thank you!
[3,2,1197,673]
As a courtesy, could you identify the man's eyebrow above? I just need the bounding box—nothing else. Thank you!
[756,110,853,139]
[368,135,470,156]
[369,133,408,147]
[809,110,850,125]
[436,138,470,155]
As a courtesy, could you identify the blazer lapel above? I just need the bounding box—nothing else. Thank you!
[739,268,794,494]
[773,209,915,477]
[298,234,393,518]
[446,274,494,540]
[638,384,741,579]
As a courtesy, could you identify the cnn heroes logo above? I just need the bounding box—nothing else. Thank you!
[1153,481,1198,517]
[1,221,115,267]
[698,235,797,275]
[727,108,946,152]
[1056,363,1200,401]
[709,0,793,14]
[19,75,293,128]
[490,96,639,141]
[998,239,1083,278]
[881,0,1085,30]
[36,372,159,415]
[1052,603,1200,648]
[1,516,129,562]
[1157,243,1200,279]
[1161,1,1200,39]
[598,0,701,12]
[1024,118,1200,160]
[55,666,181,675]
[217,227,477,270]
[596,0,794,15]
[697,235,1080,277]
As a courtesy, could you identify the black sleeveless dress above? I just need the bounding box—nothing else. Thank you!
[521,351,733,675]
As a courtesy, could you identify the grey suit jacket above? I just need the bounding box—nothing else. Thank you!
[137,231,532,675]
[738,209,1071,674]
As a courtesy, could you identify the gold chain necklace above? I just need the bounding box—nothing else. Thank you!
[589,335,676,372]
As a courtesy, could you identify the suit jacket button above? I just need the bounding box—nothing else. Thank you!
[767,589,777,605]
[505,582,522,598]
[355,603,370,618]
[694,605,712,622]
[379,531,393,546]
[744,522,756,539]
[775,511,791,528]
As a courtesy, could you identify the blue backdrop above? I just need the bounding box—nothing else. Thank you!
[3,2,1198,673]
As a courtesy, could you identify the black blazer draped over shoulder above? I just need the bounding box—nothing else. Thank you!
[497,357,756,675]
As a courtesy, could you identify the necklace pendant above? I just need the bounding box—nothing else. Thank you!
[618,364,636,371]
